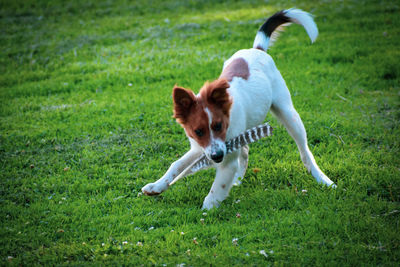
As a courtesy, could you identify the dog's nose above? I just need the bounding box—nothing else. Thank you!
[211,150,224,163]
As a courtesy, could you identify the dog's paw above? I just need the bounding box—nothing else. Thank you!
[232,175,243,186]
[142,182,166,196]
[202,196,221,210]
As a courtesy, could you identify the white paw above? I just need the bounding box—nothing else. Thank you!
[310,166,336,187]
[202,196,221,210]
[142,182,167,196]
[232,175,243,186]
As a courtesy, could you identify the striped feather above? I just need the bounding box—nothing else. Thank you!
[169,122,273,185]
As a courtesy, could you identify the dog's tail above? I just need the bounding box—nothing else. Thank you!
[253,9,318,51]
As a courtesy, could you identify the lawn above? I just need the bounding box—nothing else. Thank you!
[1,0,399,265]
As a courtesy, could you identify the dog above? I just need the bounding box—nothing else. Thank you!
[142,9,336,209]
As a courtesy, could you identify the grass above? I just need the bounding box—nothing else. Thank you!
[1,0,399,265]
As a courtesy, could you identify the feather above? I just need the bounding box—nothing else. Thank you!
[169,122,273,185]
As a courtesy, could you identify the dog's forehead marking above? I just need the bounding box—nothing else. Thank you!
[176,97,211,149]
[219,57,250,82]
[204,107,217,143]
[204,107,213,125]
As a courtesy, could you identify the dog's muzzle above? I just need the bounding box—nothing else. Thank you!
[205,138,227,164]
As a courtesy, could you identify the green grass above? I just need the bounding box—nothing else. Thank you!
[1,0,399,265]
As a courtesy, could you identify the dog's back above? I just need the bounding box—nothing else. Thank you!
[222,9,319,139]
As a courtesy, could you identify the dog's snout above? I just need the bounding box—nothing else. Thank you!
[211,150,224,163]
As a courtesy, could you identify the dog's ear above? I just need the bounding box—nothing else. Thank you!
[173,86,196,124]
[206,79,232,115]
[209,79,230,102]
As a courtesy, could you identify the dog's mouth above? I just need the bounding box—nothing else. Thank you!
[211,152,224,163]
[212,157,224,163]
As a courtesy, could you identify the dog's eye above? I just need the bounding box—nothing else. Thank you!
[213,122,222,132]
[195,129,204,137]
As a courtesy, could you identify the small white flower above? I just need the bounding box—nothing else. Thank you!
[180,232,185,235]
[128,83,133,87]
[235,199,241,204]
[232,238,238,246]
[136,241,143,246]
[148,226,154,231]
[122,241,128,245]
[259,250,268,258]
[302,189,307,194]
[101,243,105,247]
[202,212,207,216]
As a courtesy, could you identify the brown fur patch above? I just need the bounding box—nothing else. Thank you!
[173,86,211,148]
[173,87,211,148]
[200,79,232,116]
[173,86,196,125]
[172,79,233,148]
[219,57,250,82]
[199,79,232,142]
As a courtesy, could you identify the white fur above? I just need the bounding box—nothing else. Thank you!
[203,107,227,161]
[253,31,270,51]
[142,9,335,209]
[285,9,318,43]
[253,9,318,51]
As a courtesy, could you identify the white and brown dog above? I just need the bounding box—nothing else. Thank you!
[142,9,336,209]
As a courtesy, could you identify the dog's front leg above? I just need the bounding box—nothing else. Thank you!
[142,148,202,196]
[202,153,239,210]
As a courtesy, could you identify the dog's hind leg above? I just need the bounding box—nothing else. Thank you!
[142,148,203,196]
[271,100,335,187]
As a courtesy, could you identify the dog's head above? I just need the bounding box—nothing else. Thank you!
[173,79,232,163]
